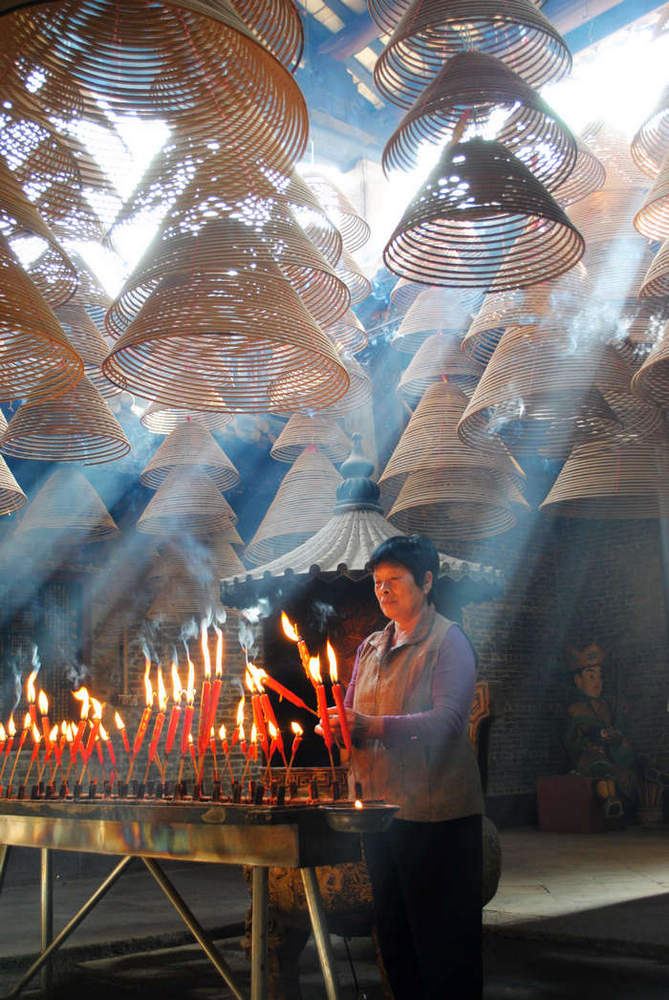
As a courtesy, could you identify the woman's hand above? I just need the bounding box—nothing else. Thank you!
[315,706,384,743]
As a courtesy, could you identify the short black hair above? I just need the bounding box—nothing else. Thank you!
[368,534,440,603]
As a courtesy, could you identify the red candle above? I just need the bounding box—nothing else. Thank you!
[38,691,51,756]
[256,671,318,716]
[24,724,42,784]
[307,656,333,750]
[205,625,224,743]
[147,668,167,763]
[114,712,130,756]
[209,727,218,781]
[133,661,154,758]
[70,687,90,760]
[6,713,31,789]
[26,670,38,726]
[326,641,352,752]
[197,620,212,758]
[280,613,313,681]
[101,724,116,770]
[164,660,183,758]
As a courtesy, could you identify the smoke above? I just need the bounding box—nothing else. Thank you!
[238,600,270,661]
[62,658,90,688]
[487,396,526,436]
[310,601,337,633]
[31,643,41,675]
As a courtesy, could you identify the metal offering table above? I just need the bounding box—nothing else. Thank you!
[0,798,397,1000]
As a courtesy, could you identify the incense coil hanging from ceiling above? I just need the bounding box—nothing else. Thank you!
[639,238,669,299]
[244,448,343,565]
[391,284,481,353]
[373,0,571,108]
[137,467,237,536]
[54,299,120,399]
[383,139,585,291]
[612,304,667,369]
[389,278,423,315]
[102,269,350,413]
[368,0,547,34]
[225,0,303,71]
[0,0,308,176]
[270,412,350,464]
[0,414,26,514]
[141,421,240,491]
[382,51,577,193]
[146,542,223,622]
[457,324,662,458]
[13,467,119,541]
[633,151,669,241]
[335,249,371,306]
[540,438,669,519]
[140,399,234,435]
[0,159,77,307]
[0,240,83,404]
[302,172,370,252]
[552,137,606,207]
[630,85,669,178]
[311,354,372,417]
[0,375,131,465]
[581,123,645,190]
[398,334,484,405]
[630,320,669,408]
[278,171,343,267]
[324,309,368,356]
[105,214,350,337]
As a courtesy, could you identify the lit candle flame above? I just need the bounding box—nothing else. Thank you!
[143,662,153,707]
[290,721,303,736]
[268,720,278,739]
[280,612,299,642]
[73,687,90,720]
[61,720,69,737]
[26,670,38,704]
[91,698,103,720]
[99,723,109,741]
[114,711,126,732]
[66,723,74,742]
[236,696,245,727]
[171,660,182,702]
[245,669,254,694]
[308,655,322,685]
[31,724,41,743]
[354,799,363,809]
[214,624,223,678]
[0,723,6,741]
[186,656,195,705]
[38,690,48,715]
[326,641,337,683]
[22,712,31,731]
[218,723,227,740]
[8,715,16,737]
[201,619,211,679]
[157,667,167,712]
[49,723,58,742]
[250,722,257,743]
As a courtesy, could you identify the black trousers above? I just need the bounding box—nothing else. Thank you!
[363,814,482,1000]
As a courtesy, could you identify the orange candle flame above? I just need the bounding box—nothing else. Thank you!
[214,624,223,678]
[31,724,41,744]
[291,721,303,737]
[8,715,16,737]
[143,660,153,707]
[26,670,38,704]
[23,712,31,731]
[157,668,167,712]
[91,698,103,721]
[114,711,125,732]
[200,619,211,679]
[48,723,58,743]
[354,799,363,809]
[326,641,337,683]
[307,656,322,686]
[38,690,49,716]
[186,657,195,704]
[171,661,182,703]
[280,612,299,642]
[218,723,227,741]
[73,687,90,720]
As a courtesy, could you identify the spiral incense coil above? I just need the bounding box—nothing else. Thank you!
[103,270,350,414]
[0,241,83,404]
[335,249,371,306]
[384,139,584,292]
[140,400,234,435]
[634,151,669,241]
[389,277,423,314]
[540,438,669,519]
[317,354,372,416]
[391,285,481,353]
[398,335,484,405]
[457,325,662,458]
[13,467,119,541]
[324,310,368,356]
[382,51,577,193]
[54,300,120,399]
[582,238,656,305]
[0,453,26,516]
[137,467,237,536]
[568,186,649,247]
[631,320,669,409]
[369,0,547,35]
[0,0,308,176]
[639,239,669,299]
[270,413,350,464]
[141,421,239,491]
[279,170,343,267]
[106,214,349,336]
[302,172,370,252]
[244,448,342,565]
[631,85,669,178]
[552,138,606,207]
[606,302,666,369]
[226,0,303,71]
[373,0,572,109]
[388,468,526,543]
[146,546,222,621]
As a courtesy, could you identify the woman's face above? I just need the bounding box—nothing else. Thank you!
[373,560,431,628]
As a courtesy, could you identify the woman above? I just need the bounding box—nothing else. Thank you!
[322,533,483,999]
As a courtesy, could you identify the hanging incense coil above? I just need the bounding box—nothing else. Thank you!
[106,214,349,336]
[612,304,667,369]
[581,238,656,306]
[0,375,131,465]
[552,137,606,207]
[270,413,350,463]
[382,52,577,193]
[0,241,83,404]
[373,0,571,108]
[634,151,669,241]
[540,438,669,519]
[325,310,368,356]
[392,285,481,353]
[640,239,669,299]
[457,325,662,458]
[335,249,371,306]
[140,400,234,435]
[302,172,371,252]
[0,0,308,176]
[389,278,423,314]
[317,354,372,416]
[631,84,669,178]
[54,300,120,399]
[0,452,26,516]
[245,448,342,565]
[0,159,77,307]
[279,170,343,267]
[137,468,237,536]
[227,0,303,71]
[384,139,584,291]
[103,269,350,413]
[141,422,239,490]
[631,320,669,408]
[13,467,119,541]
[568,186,649,247]
[398,335,484,405]
[146,544,221,621]
[369,0,546,35]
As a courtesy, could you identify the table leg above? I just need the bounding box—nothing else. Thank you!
[40,848,53,995]
[300,867,340,1000]
[251,866,268,1000]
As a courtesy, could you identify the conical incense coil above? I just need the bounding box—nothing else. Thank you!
[581,123,645,190]
[316,354,372,417]
[568,186,649,247]
[54,300,120,399]
[13,467,119,541]
[146,557,221,622]
[270,413,350,463]
[137,468,237,536]
[140,400,234,435]
[0,0,308,176]
[640,239,669,299]
[540,439,669,519]
[457,325,662,458]
[368,0,548,35]
[0,375,131,465]
[634,150,669,241]
[302,172,371,252]
[324,310,368,356]
[106,214,349,337]
[0,453,26,516]
[0,159,77,307]
[382,51,577,193]
[461,262,591,364]
[209,535,246,575]
[631,320,669,409]
[582,238,656,305]
[0,241,83,404]
[373,0,571,108]
[612,304,666,369]
[553,137,606,207]
[141,422,239,490]
[398,335,484,405]
[389,277,423,314]
[631,84,669,178]
[334,249,371,306]
[384,139,584,291]
[244,448,342,565]
[279,170,343,267]
[391,285,481,353]
[227,0,303,71]
[103,270,350,413]
[388,468,527,543]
